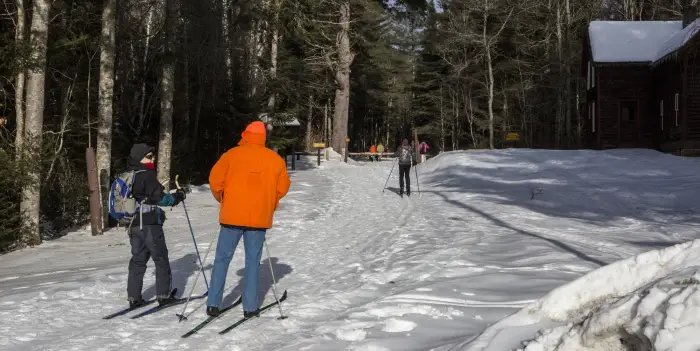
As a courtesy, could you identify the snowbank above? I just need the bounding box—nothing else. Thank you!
[456,239,700,351]
[326,147,344,161]
[324,147,359,165]
[188,184,211,193]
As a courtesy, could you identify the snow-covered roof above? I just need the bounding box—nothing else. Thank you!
[258,113,301,127]
[656,18,700,61]
[588,20,682,63]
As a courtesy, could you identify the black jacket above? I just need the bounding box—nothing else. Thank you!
[126,144,175,226]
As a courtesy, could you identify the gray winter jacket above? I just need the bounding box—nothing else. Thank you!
[395,145,414,165]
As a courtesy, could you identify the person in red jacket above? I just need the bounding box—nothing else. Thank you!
[206,121,291,317]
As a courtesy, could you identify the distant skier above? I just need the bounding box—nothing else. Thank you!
[394,138,415,197]
[370,144,377,162]
[207,121,291,318]
[376,142,385,161]
[123,144,186,308]
[419,141,429,154]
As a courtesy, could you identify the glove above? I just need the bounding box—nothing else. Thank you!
[172,189,186,206]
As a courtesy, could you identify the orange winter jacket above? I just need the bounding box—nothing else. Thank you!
[209,123,291,229]
[370,145,377,153]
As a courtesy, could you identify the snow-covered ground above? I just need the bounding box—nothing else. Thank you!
[1,148,699,351]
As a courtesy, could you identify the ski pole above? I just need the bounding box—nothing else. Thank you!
[414,164,421,197]
[382,158,397,193]
[175,175,210,291]
[177,226,217,321]
[264,239,287,319]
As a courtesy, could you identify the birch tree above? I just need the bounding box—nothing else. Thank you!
[14,0,26,158]
[97,0,117,226]
[20,0,52,243]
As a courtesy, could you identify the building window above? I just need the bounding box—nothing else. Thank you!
[675,93,679,126]
[660,100,664,131]
[620,101,636,123]
[592,101,596,133]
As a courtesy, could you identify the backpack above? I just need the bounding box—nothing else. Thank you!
[398,147,412,164]
[109,170,145,226]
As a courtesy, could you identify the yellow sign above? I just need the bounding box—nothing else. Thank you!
[313,142,326,148]
[505,132,520,141]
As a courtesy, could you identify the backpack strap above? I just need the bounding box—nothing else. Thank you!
[129,170,147,230]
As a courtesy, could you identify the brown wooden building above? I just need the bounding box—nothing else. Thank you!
[582,13,700,154]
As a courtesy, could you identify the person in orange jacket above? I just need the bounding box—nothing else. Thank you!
[206,121,291,318]
[370,144,377,161]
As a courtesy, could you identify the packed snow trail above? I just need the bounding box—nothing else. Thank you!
[1,149,699,351]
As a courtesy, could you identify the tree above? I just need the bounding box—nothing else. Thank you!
[13,0,26,159]
[20,0,52,244]
[97,0,117,227]
[158,0,177,190]
[331,0,354,152]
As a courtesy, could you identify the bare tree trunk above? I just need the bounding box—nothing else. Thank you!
[221,0,233,95]
[485,22,495,149]
[21,0,51,244]
[192,71,204,151]
[386,96,392,147]
[157,0,176,190]
[439,84,445,151]
[331,0,354,152]
[137,7,154,137]
[14,0,26,157]
[323,99,328,143]
[564,0,572,148]
[182,23,191,130]
[555,0,564,148]
[265,0,281,145]
[466,89,477,147]
[455,90,461,149]
[245,14,260,99]
[451,89,457,150]
[305,94,313,150]
[97,0,117,228]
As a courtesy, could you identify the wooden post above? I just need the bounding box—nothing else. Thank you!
[86,147,103,236]
[413,128,420,164]
[317,148,321,166]
[291,149,296,170]
[344,137,349,163]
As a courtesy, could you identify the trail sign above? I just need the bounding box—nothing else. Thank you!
[313,143,326,166]
[504,132,520,141]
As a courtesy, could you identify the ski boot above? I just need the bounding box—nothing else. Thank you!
[129,298,147,309]
[244,309,260,319]
[206,306,220,317]
[157,292,177,307]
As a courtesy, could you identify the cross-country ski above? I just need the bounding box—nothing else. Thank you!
[218,290,288,335]
[181,296,243,338]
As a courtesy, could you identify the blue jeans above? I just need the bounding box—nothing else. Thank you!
[207,226,266,312]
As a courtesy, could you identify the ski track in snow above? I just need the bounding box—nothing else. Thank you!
[1,149,700,350]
